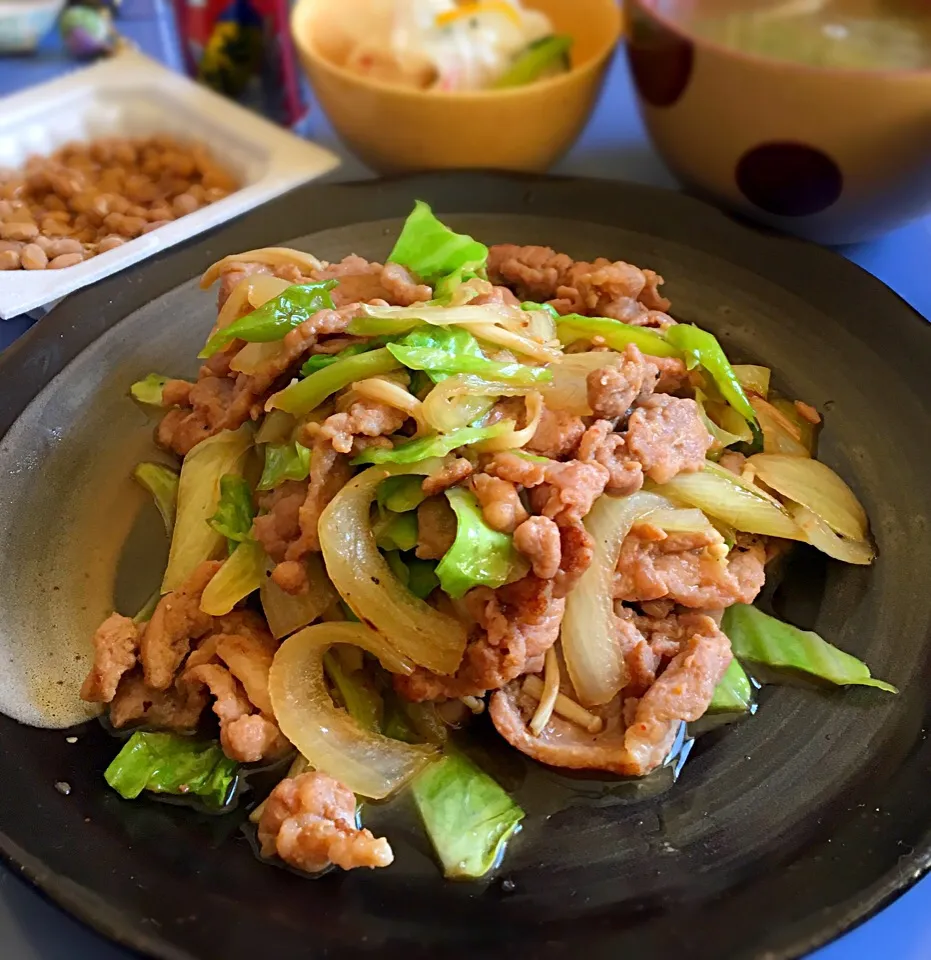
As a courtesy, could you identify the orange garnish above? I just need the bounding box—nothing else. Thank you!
[435,1,522,28]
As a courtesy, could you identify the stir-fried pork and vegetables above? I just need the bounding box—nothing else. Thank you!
[82,202,893,879]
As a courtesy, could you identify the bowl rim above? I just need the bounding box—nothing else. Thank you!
[290,0,623,102]
[631,0,931,79]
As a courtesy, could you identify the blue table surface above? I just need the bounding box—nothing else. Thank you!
[1,9,930,958]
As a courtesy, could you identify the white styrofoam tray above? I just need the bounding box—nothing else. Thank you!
[0,49,340,319]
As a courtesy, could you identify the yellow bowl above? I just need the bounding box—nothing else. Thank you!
[291,0,623,174]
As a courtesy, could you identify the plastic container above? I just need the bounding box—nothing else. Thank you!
[0,0,64,53]
[0,48,339,319]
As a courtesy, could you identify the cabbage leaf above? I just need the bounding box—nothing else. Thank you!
[387,326,551,385]
[723,604,896,693]
[436,487,527,599]
[105,731,238,809]
[200,280,337,358]
[388,200,488,288]
[411,750,524,879]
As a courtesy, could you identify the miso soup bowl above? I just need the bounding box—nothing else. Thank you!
[626,0,931,244]
[291,0,622,175]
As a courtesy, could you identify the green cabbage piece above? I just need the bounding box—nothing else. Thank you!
[378,475,427,514]
[521,301,560,319]
[300,336,393,376]
[374,511,419,553]
[199,280,338,359]
[257,441,311,492]
[411,750,524,879]
[208,474,256,552]
[269,347,402,417]
[130,373,171,406]
[436,487,527,599]
[132,462,179,535]
[105,732,238,809]
[352,421,511,466]
[323,653,383,733]
[723,604,897,693]
[200,540,267,616]
[665,324,757,424]
[384,551,439,601]
[388,200,488,289]
[495,34,573,88]
[707,658,753,713]
[387,326,552,385]
[556,314,679,358]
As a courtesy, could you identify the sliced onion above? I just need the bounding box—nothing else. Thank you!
[709,402,754,445]
[422,374,532,433]
[523,308,557,343]
[318,462,468,675]
[211,277,253,336]
[750,396,810,457]
[697,391,744,452]
[227,275,326,375]
[247,274,292,307]
[352,377,428,436]
[362,302,519,328]
[230,340,285,375]
[268,621,438,798]
[200,541,266,616]
[733,365,771,398]
[790,504,875,565]
[563,491,673,706]
[468,321,561,363]
[473,393,543,453]
[749,454,868,541]
[255,409,296,445]
[260,554,339,639]
[200,247,323,290]
[644,507,720,537]
[162,424,254,592]
[657,461,802,541]
[541,351,621,417]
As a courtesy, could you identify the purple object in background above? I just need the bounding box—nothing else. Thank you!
[0,18,929,960]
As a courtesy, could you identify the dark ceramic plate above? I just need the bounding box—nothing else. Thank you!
[1,174,929,960]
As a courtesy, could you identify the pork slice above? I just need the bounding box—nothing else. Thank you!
[531,460,610,526]
[80,613,140,703]
[140,560,222,690]
[488,244,671,319]
[284,436,353,561]
[215,629,279,717]
[422,457,474,497]
[317,400,408,455]
[472,473,529,534]
[415,497,457,561]
[525,405,586,460]
[513,516,561,580]
[312,255,431,307]
[395,575,565,702]
[614,528,766,609]
[489,682,632,774]
[577,420,644,496]
[258,772,393,872]
[183,662,287,763]
[623,615,731,774]
[624,394,712,484]
[253,480,307,564]
[586,344,658,420]
[109,669,207,732]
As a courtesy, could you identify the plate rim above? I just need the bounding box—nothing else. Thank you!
[1,170,929,960]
